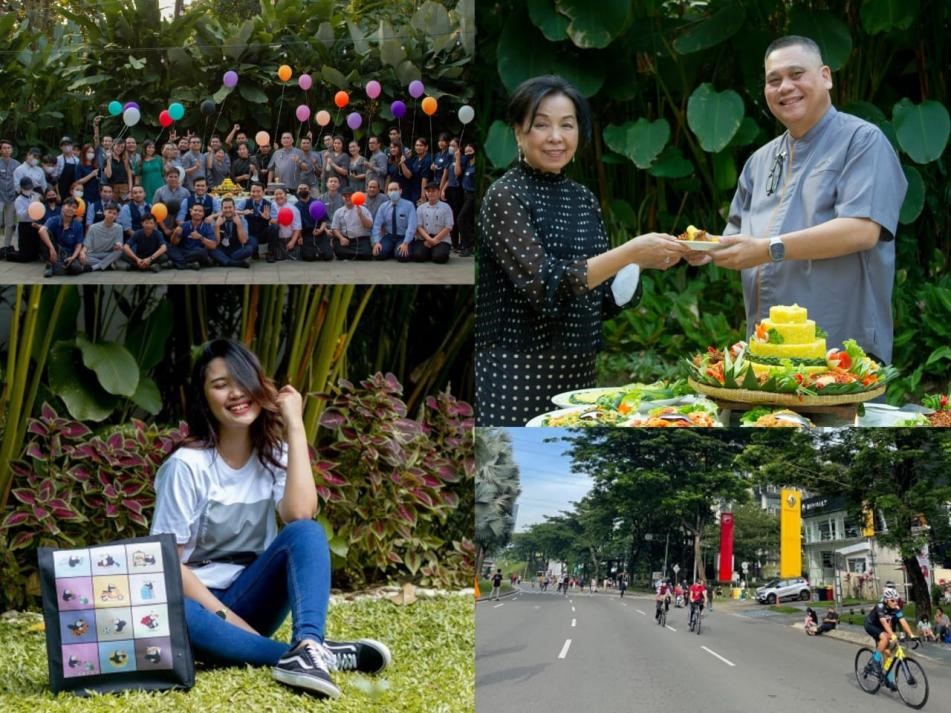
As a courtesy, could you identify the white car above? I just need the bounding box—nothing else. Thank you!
[755,577,811,604]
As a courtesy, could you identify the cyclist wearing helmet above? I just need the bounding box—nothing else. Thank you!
[655,579,673,622]
[864,587,916,680]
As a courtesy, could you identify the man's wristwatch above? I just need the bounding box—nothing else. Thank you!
[768,236,785,262]
[215,607,228,620]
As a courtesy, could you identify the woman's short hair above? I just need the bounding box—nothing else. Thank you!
[506,75,592,145]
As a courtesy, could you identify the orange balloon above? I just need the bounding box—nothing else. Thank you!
[74,197,85,218]
[334,90,349,108]
[27,201,46,221]
[351,191,366,206]
[278,64,292,82]
[421,96,438,116]
[316,110,331,127]
[151,202,168,222]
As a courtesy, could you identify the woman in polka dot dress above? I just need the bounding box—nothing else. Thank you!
[475,75,689,425]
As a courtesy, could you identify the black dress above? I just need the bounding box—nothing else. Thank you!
[475,161,630,426]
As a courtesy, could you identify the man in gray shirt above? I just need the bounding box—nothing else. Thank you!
[151,169,191,241]
[690,35,907,362]
[180,136,206,191]
[298,136,321,189]
[0,138,20,256]
[268,132,305,188]
[413,183,453,264]
[83,201,124,271]
[365,136,388,191]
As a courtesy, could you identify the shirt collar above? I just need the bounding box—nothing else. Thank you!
[794,105,837,147]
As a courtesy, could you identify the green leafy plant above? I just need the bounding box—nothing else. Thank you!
[315,373,474,589]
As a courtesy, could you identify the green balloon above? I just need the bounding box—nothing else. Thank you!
[168,102,185,121]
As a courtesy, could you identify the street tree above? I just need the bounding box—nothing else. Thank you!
[475,428,521,576]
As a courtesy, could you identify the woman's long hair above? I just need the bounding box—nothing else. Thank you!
[182,338,284,473]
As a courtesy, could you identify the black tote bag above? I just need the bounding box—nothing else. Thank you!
[38,532,195,695]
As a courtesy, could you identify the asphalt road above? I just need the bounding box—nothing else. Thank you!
[476,588,951,712]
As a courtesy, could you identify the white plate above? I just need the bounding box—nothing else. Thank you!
[551,385,694,408]
[529,397,721,427]
[857,407,931,427]
[526,406,601,427]
[678,239,725,251]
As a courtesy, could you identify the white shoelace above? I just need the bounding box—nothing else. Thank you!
[335,651,358,670]
[302,640,338,672]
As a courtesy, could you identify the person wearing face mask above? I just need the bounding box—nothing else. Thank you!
[456,141,477,258]
[53,137,80,201]
[6,176,42,262]
[443,137,463,253]
[0,138,20,259]
[370,182,417,262]
[13,148,46,195]
[43,187,62,221]
[76,143,101,206]
[295,183,331,261]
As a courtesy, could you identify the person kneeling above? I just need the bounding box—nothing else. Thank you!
[371,182,416,262]
[413,183,452,264]
[330,186,373,260]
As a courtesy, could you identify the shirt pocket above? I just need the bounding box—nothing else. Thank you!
[798,167,839,224]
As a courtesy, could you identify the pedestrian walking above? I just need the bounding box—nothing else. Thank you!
[491,569,503,601]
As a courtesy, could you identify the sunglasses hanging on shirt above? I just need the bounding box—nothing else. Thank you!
[766,149,787,197]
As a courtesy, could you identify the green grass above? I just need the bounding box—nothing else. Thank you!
[769,605,801,615]
[0,594,474,713]
[477,579,512,597]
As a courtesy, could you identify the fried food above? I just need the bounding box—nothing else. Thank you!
[676,225,719,242]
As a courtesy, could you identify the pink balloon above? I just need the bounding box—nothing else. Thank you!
[298,73,312,91]
[223,70,238,88]
[296,104,311,122]
[365,80,382,99]
[316,110,331,127]
[346,112,362,130]
[408,80,424,99]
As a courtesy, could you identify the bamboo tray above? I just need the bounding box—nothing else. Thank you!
[687,378,885,407]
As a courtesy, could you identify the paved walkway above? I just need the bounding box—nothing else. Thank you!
[0,255,474,285]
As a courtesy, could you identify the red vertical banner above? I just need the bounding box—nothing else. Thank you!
[718,512,734,584]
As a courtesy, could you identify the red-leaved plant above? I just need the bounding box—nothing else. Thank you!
[315,373,475,588]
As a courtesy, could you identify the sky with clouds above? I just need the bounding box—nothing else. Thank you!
[505,428,594,533]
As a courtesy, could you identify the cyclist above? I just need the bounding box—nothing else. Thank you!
[688,578,707,627]
[673,581,684,608]
[655,579,673,622]
[864,587,917,686]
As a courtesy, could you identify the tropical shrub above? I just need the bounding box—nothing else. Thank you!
[479,0,950,403]
[316,373,475,589]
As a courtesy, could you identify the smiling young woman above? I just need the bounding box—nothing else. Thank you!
[150,339,390,700]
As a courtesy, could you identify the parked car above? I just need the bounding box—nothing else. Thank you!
[755,577,811,604]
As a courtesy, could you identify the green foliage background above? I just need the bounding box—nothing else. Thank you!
[477,0,950,405]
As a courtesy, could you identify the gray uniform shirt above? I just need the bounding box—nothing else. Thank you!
[366,150,388,190]
[726,106,907,362]
[416,200,454,244]
[180,150,205,191]
[267,147,305,188]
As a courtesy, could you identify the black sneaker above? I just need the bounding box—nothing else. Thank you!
[187,261,201,271]
[323,638,391,674]
[273,641,340,699]
[237,259,251,268]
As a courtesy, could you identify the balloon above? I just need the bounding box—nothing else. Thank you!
[123,107,141,126]
[123,101,139,111]
[107,100,122,116]
[365,80,381,99]
[334,90,349,108]
[346,112,362,130]
[278,64,292,82]
[351,191,366,206]
[168,102,185,121]
[223,70,239,88]
[200,100,216,116]
[296,104,311,122]
[298,73,312,91]
[159,110,173,127]
[27,201,45,221]
[390,100,407,119]
[277,207,293,226]
[151,203,168,222]
[409,80,425,99]
[316,110,331,127]
[309,200,326,221]
[74,197,85,218]
[457,104,475,124]
[421,96,438,116]
[255,130,271,147]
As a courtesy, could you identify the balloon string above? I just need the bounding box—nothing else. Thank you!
[410,100,417,145]
[201,115,210,152]
[211,91,230,144]
[154,126,165,145]
[274,83,286,142]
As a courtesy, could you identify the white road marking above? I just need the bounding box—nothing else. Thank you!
[493,603,504,608]
[558,639,572,659]
[635,609,646,615]
[534,606,540,610]
[571,618,576,627]
[701,646,736,667]
[665,625,677,632]
[513,597,519,601]
[621,602,628,607]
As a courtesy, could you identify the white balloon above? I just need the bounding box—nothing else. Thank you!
[457,105,475,125]
[123,107,141,127]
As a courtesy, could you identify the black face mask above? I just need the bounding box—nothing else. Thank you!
[298,191,309,199]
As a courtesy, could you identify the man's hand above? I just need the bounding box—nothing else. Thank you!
[397,242,409,257]
[707,235,769,270]
[339,236,350,247]
[48,247,57,263]
[372,242,381,256]
[232,123,240,132]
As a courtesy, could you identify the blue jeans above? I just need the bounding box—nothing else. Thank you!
[184,519,330,666]
[209,236,258,266]
[374,234,411,262]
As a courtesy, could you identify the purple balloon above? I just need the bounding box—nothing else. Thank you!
[346,112,362,130]
[408,80,424,99]
[296,104,311,122]
[309,200,326,221]
[298,73,313,91]
[223,70,239,88]
[123,101,139,111]
[390,100,407,119]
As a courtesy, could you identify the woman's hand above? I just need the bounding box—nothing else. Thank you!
[626,233,690,270]
[275,384,305,433]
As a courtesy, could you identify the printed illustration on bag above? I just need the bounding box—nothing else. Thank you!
[52,546,173,677]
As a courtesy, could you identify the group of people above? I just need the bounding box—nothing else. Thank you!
[655,578,709,624]
[475,34,907,424]
[0,124,476,275]
[804,606,839,635]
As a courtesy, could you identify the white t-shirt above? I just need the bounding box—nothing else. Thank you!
[150,445,287,589]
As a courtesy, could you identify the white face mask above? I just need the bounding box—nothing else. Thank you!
[388,190,400,203]
[86,152,95,161]
[27,157,37,166]
[73,190,83,198]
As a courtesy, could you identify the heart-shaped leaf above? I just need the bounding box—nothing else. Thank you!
[673,1,746,54]
[48,341,118,422]
[898,165,925,225]
[860,0,920,35]
[76,334,139,397]
[603,118,670,169]
[131,376,162,415]
[485,120,518,169]
[789,9,852,71]
[648,146,695,179]
[555,0,632,49]
[892,98,950,164]
[687,83,744,153]
[527,0,569,41]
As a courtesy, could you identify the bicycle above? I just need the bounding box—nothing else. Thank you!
[656,600,668,627]
[854,637,929,709]
[688,602,703,635]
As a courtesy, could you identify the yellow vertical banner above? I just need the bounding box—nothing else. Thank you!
[780,489,802,578]
[862,503,875,537]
